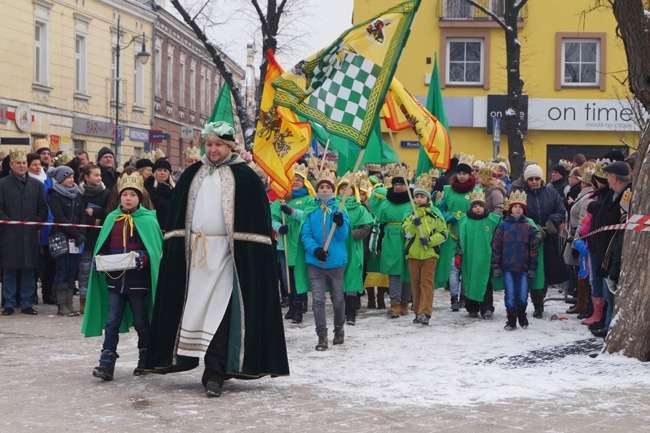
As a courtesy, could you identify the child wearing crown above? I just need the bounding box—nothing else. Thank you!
[81,171,163,380]
[491,191,540,330]
[456,190,502,319]
[402,175,448,325]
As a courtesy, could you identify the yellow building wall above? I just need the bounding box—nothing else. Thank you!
[354,0,635,175]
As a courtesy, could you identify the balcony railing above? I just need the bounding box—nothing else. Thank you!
[437,0,527,21]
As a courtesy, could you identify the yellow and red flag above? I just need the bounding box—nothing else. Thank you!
[383,77,450,169]
[254,49,311,199]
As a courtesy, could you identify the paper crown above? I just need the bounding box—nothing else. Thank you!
[496,154,508,163]
[458,153,475,167]
[183,146,201,161]
[620,189,632,214]
[383,175,393,188]
[293,162,310,180]
[53,152,74,167]
[152,149,166,162]
[387,163,411,181]
[32,138,49,153]
[414,173,432,192]
[140,151,154,162]
[117,172,144,195]
[580,162,596,183]
[9,148,27,162]
[469,189,486,204]
[435,190,444,203]
[478,162,499,181]
[315,169,337,187]
[365,163,382,173]
[558,159,572,171]
[506,189,528,209]
[594,158,611,180]
[429,168,441,178]
[323,160,337,173]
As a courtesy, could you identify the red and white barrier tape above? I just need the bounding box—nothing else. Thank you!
[580,214,650,239]
[0,220,101,229]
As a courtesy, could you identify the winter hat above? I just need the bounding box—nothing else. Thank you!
[51,165,74,183]
[602,150,625,162]
[153,157,172,173]
[497,162,509,174]
[602,161,630,177]
[551,164,568,178]
[524,164,544,180]
[201,121,237,148]
[97,147,115,161]
[135,158,154,170]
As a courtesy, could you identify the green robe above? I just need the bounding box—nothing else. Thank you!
[459,212,501,302]
[434,184,482,288]
[373,196,411,280]
[335,196,374,293]
[81,205,163,337]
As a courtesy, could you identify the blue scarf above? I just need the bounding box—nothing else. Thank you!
[292,187,308,198]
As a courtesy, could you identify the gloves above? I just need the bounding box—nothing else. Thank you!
[413,217,422,227]
[75,234,86,247]
[314,247,329,262]
[446,215,458,225]
[278,225,289,235]
[493,269,502,278]
[527,270,536,280]
[454,255,462,269]
[587,201,599,214]
[544,221,557,235]
[135,251,149,270]
[280,205,294,215]
[420,237,429,247]
[332,212,344,227]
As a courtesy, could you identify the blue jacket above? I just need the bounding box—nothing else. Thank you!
[492,214,540,273]
[300,198,349,269]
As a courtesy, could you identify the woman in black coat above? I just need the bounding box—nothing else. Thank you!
[145,158,174,231]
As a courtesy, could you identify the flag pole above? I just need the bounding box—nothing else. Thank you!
[387,131,428,250]
[323,148,365,252]
[280,201,292,295]
[318,139,331,171]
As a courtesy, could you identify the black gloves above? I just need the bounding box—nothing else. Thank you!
[314,248,329,262]
[544,221,557,235]
[278,225,289,235]
[280,205,293,215]
[413,217,422,226]
[75,234,86,247]
[420,237,429,247]
[332,212,344,227]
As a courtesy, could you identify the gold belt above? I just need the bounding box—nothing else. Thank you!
[191,231,227,268]
[386,222,401,226]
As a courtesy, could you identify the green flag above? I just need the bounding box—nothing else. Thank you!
[209,82,235,125]
[416,53,451,177]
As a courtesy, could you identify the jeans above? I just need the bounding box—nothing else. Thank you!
[388,275,412,303]
[78,250,93,296]
[449,257,466,298]
[308,266,345,334]
[503,271,529,312]
[588,252,604,297]
[103,291,150,354]
[54,254,80,285]
[603,278,617,328]
[279,253,306,303]
[2,269,36,309]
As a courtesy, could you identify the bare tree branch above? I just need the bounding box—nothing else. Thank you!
[466,0,508,31]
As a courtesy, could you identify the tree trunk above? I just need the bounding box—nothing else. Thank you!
[603,0,650,360]
[504,0,525,179]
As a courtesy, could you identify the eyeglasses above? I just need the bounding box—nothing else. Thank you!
[529,177,542,181]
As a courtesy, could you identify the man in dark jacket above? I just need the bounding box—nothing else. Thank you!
[0,149,49,315]
[550,164,569,200]
[97,147,118,191]
[521,164,566,318]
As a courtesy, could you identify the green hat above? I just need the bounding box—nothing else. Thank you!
[202,121,236,142]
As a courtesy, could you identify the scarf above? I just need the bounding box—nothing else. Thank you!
[28,169,47,184]
[450,174,476,194]
[201,153,241,175]
[317,193,335,203]
[53,182,79,199]
[386,188,411,204]
[79,182,105,197]
[292,188,309,198]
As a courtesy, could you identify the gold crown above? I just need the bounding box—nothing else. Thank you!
[183,146,201,161]
[117,172,144,194]
[496,155,508,163]
[435,190,444,203]
[9,148,27,162]
[141,152,154,161]
[152,148,166,162]
[414,173,432,192]
[293,162,309,180]
[387,163,411,182]
[32,138,50,152]
[620,189,632,213]
[581,163,596,183]
[383,175,393,188]
[506,189,527,209]
[315,168,337,186]
[478,162,499,181]
[324,160,337,173]
[365,163,382,173]
[429,168,441,178]
[469,189,486,203]
[458,153,474,167]
[594,158,611,179]
[53,152,74,167]
[558,159,572,171]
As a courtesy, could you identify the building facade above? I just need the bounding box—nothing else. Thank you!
[152,8,245,170]
[353,0,638,174]
[0,0,156,163]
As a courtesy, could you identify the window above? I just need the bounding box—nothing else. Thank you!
[200,66,206,114]
[134,42,145,107]
[73,139,85,153]
[206,70,212,114]
[555,33,606,91]
[75,36,87,93]
[447,38,484,85]
[166,44,174,102]
[34,22,48,85]
[179,52,186,107]
[154,38,162,97]
[190,59,196,111]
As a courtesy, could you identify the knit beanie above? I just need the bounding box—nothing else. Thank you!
[97,147,115,161]
[524,164,544,180]
[135,158,154,169]
[51,165,74,183]
[153,158,172,172]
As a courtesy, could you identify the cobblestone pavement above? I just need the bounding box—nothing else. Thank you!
[2,291,650,432]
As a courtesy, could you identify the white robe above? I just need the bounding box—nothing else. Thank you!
[177,170,234,356]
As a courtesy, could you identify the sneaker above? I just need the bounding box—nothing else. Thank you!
[205,381,222,397]
[2,307,14,316]
[482,310,493,319]
[21,307,38,315]
[417,313,430,325]
[468,311,479,318]
[504,323,516,331]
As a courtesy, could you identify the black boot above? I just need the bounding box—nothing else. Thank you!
[376,288,387,309]
[315,332,328,351]
[333,324,345,345]
[133,349,147,376]
[459,295,467,309]
[504,312,517,331]
[302,300,308,313]
[291,302,303,324]
[93,350,118,381]
[451,295,460,312]
[284,302,296,320]
[345,296,356,325]
[532,303,544,319]
[517,307,529,329]
[281,297,290,308]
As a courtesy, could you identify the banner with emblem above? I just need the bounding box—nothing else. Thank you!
[272,0,421,149]
[253,49,312,199]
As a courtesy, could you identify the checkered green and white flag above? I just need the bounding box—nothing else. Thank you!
[272,0,421,149]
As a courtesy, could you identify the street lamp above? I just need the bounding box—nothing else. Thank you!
[114,15,150,163]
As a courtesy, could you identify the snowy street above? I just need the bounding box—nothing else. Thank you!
[2,286,649,432]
